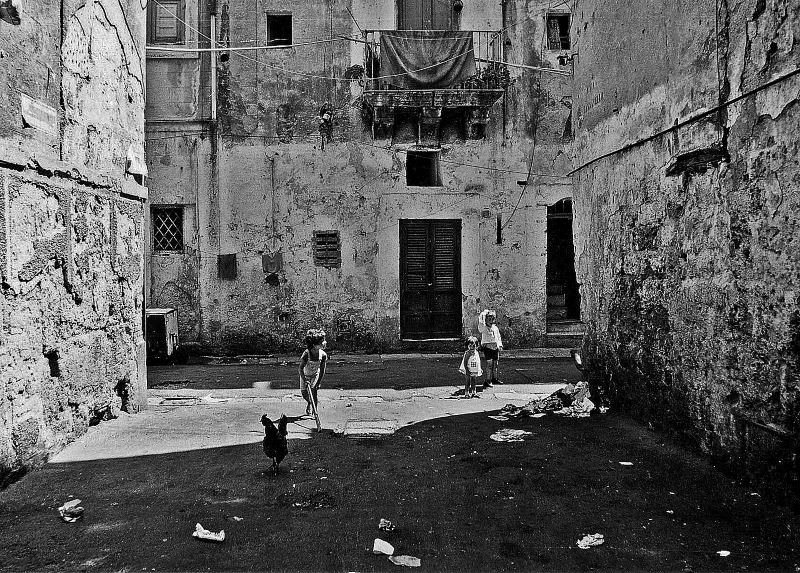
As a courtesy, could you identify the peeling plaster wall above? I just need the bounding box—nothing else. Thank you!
[572,0,799,491]
[146,0,573,352]
[0,0,147,483]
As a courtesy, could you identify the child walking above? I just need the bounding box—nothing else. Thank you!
[478,309,503,388]
[299,329,327,415]
[459,336,483,398]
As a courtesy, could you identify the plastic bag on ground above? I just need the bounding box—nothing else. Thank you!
[378,518,396,532]
[58,499,84,523]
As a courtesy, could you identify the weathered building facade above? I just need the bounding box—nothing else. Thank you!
[0,0,148,483]
[146,0,579,353]
[572,1,799,490]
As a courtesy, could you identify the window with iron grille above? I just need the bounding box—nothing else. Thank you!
[546,13,571,50]
[313,230,341,268]
[152,206,184,252]
[147,0,186,44]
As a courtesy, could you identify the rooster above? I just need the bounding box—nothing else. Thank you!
[261,414,288,474]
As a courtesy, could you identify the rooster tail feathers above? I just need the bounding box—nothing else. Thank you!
[278,414,288,435]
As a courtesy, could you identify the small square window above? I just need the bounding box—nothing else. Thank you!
[218,253,237,279]
[546,13,570,50]
[313,230,341,268]
[267,14,292,46]
[406,150,442,187]
[152,206,184,252]
[148,0,185,44]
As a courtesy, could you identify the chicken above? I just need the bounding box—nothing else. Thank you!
[261,414,288,474]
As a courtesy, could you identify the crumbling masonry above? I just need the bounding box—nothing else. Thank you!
[0,0,148,484]
[572,0,799,492]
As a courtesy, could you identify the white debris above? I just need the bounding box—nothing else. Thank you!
[490,428,533,442]
[192,523,225,542]
[372,538,394,555]
[577,533,604,549]
[389,555,421,567]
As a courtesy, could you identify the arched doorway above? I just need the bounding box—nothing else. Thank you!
[546,198,581,325]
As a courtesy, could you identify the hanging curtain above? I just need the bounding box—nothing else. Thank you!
[380,30,475,89]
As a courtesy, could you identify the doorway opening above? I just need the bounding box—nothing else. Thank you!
[546,198,580,325]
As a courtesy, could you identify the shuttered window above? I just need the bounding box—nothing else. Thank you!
[432,222,458,288]
[313,230,341,268]
[546,13,570,50]
[147,0,185,44]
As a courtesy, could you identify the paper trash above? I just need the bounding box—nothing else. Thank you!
[193,523,225,542]
[389,555,421,567]
[373,538,394,555]
[577,533,604,549]
[58,499,84,523]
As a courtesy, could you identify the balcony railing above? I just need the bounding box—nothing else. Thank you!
[362,29,508,92]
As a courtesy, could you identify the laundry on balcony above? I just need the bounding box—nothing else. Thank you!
[379,30,475,89]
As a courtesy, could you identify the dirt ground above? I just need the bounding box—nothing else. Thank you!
[1,402,798,571]
[147,357,577,391]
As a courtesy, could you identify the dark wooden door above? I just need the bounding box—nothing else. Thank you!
[400,219,462,339]
[397,0,457,30]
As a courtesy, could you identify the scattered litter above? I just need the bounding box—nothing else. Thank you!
[192,523,225,542]
[378,518,396,532]
[372,538,394,555]
[58,499,84,523]
[598,406,609,414]
[717,550,731,557]
[669,492,676,495]
[487,415,509,421]
[750,492,760,497]
[389,555,421,567]
[618,461,633,466]
[532,413,546,418]
[666,510,674,514]
[226,516,244,522]
[490,428,532,442]
[577,533,604,549]
[281,361,289,366]
[201,394,228,404]
[500,382,596,418]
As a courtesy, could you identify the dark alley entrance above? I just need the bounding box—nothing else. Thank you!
[546,198,581,324]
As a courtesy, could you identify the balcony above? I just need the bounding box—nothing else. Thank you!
[361,30,508,141]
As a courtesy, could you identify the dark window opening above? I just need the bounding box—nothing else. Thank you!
[45,349,60,377]
[313,230,341,268]
[496,213,503,244]
[218,253,238,279]
[546,13,570,50]
[267,14,292,46]
[152,206,184,252]
[147,0,185,44]
[406,150,442,186]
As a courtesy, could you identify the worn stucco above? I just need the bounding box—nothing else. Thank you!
[0,0,147,484]
[572,0,799,491]
[146,0,574,352]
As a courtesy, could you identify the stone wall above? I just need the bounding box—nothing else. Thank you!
[146,0,575,353]
[0,0,147,484]
[572,0,799,492]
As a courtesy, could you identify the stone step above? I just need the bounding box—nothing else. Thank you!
[546,320,585,334]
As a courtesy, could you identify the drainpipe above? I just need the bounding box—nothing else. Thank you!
[210,12,217,121]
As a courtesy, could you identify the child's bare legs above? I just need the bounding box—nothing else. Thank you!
[469,376,477,397]
[463,374,471,398]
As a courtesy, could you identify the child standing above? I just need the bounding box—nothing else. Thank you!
[459,336,483,398]
[299,329,328,415]
[478,309,503,388]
